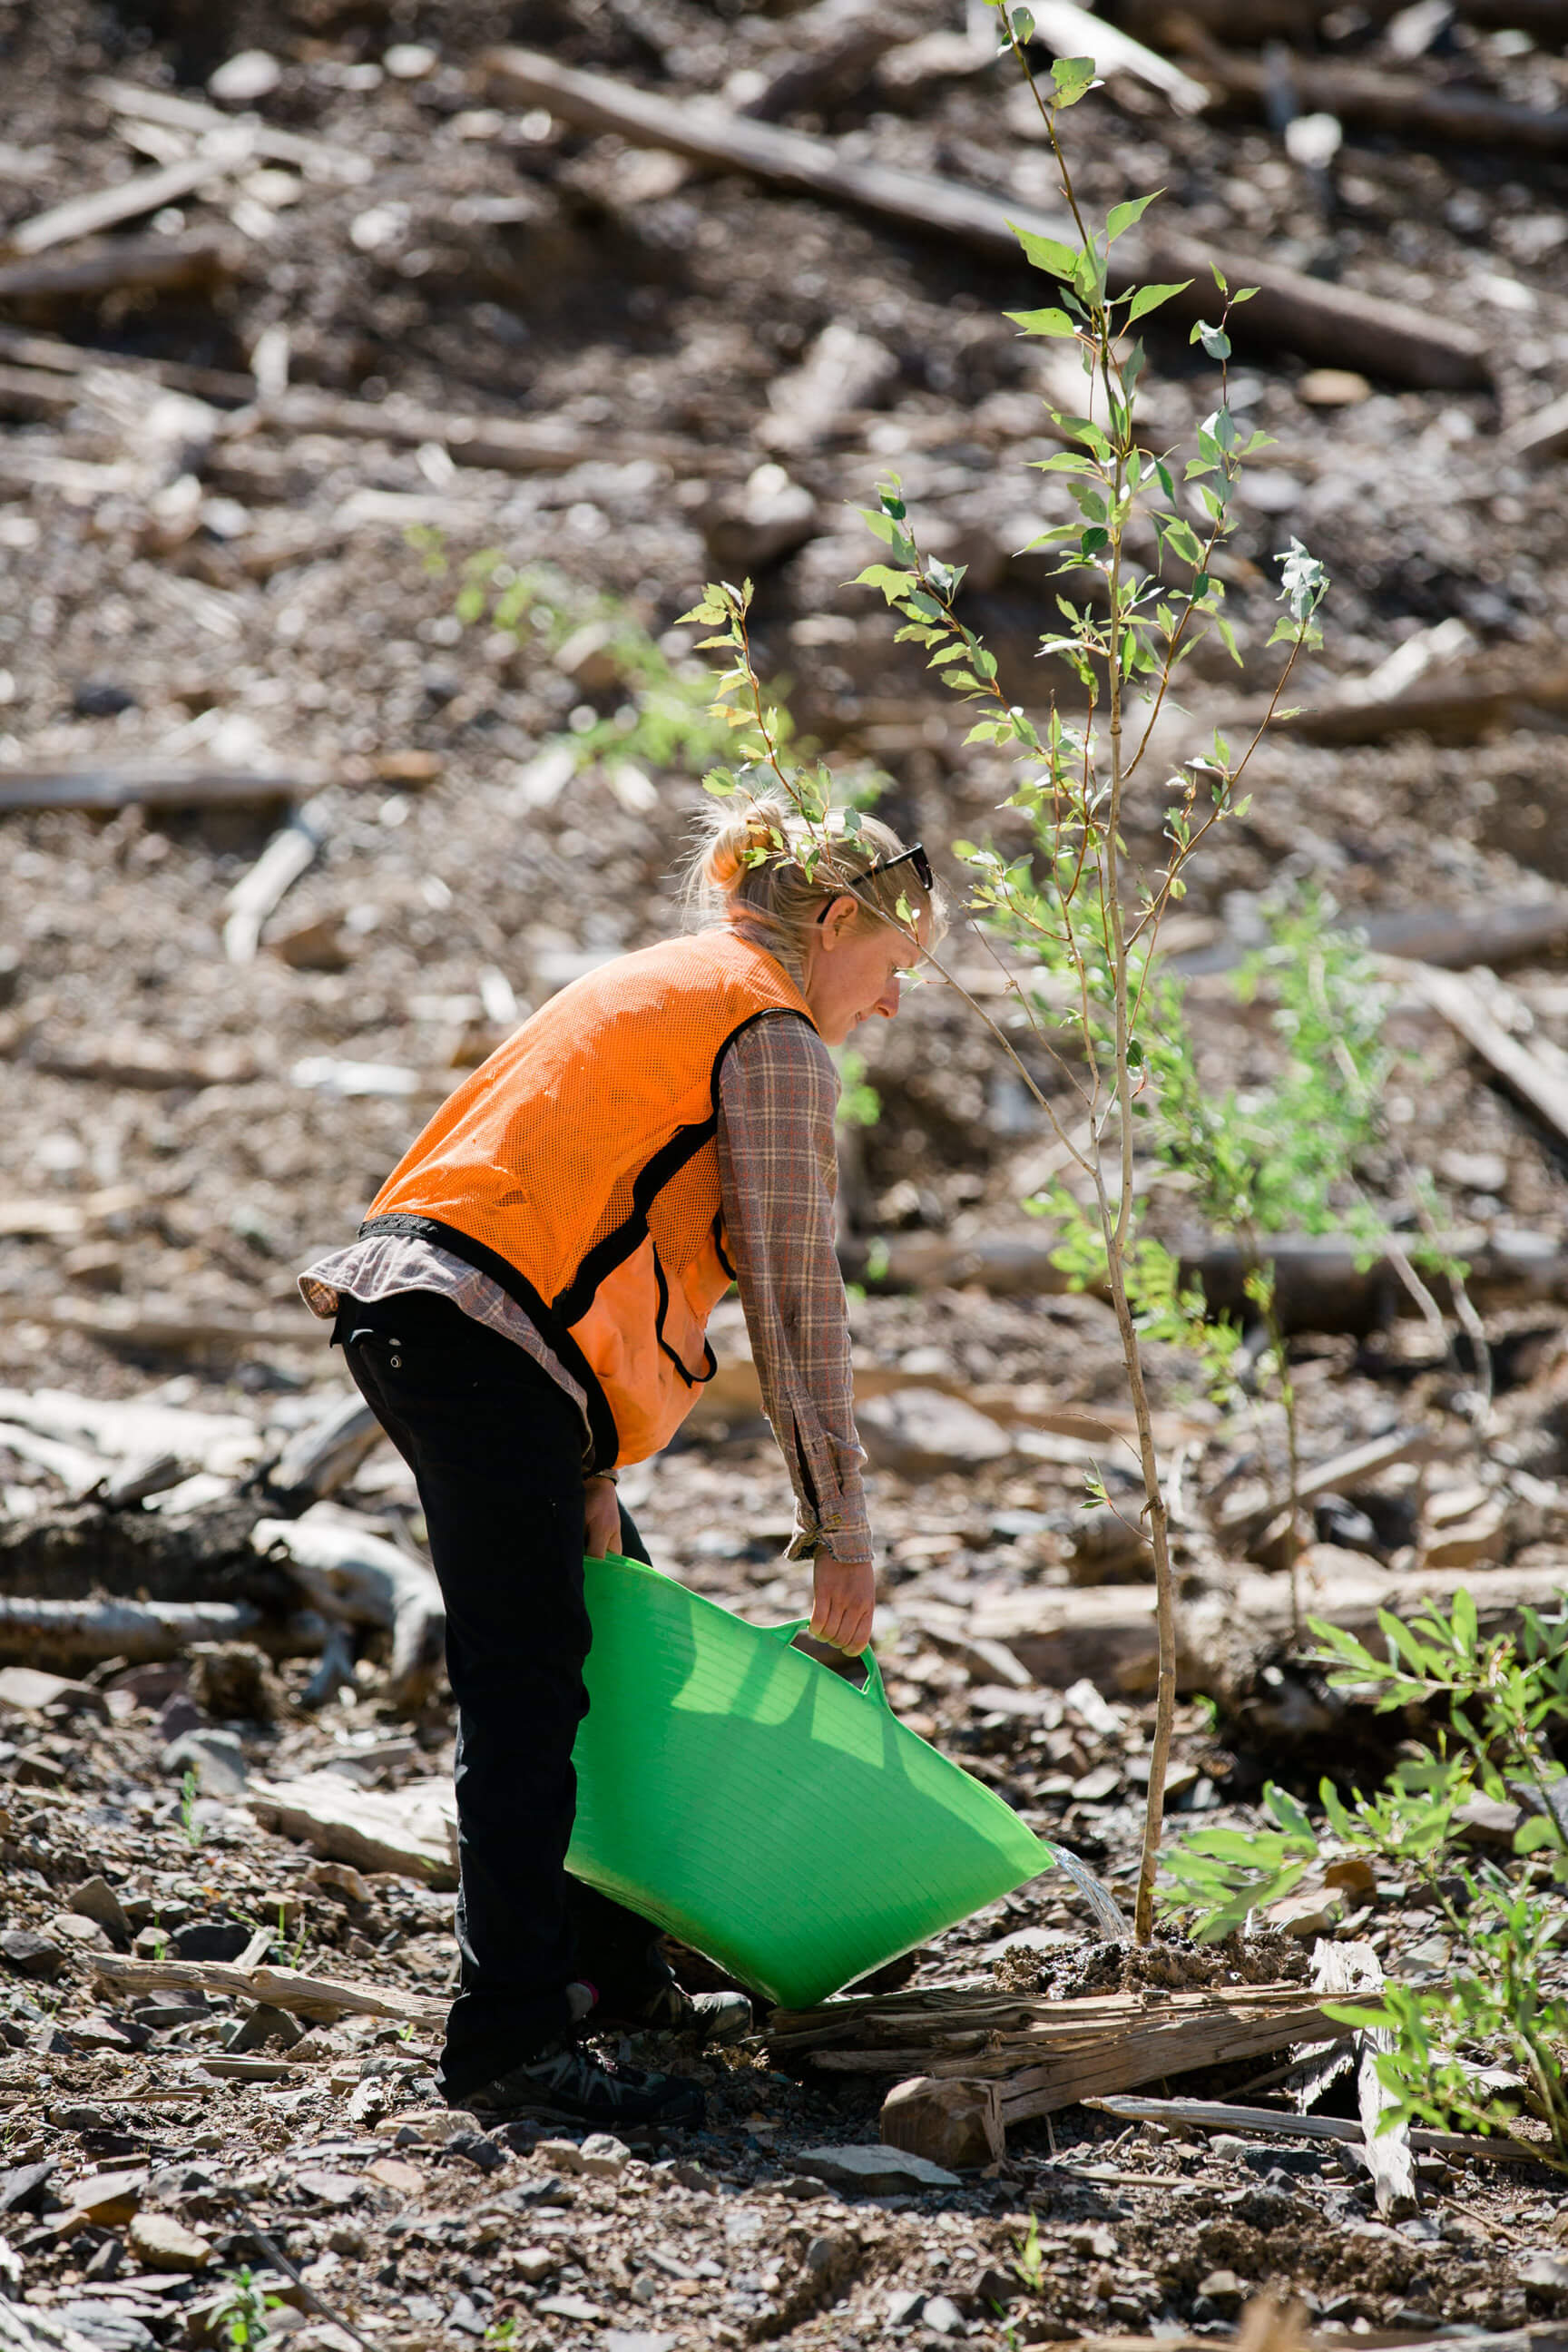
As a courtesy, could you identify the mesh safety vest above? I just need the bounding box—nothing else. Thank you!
[360,930,816,1469]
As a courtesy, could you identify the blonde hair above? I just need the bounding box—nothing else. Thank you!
[684,795,943,979]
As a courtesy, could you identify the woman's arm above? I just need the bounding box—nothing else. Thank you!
[716,1014,876,1651]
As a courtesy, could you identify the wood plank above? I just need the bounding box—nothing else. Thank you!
[481,46,1489,389]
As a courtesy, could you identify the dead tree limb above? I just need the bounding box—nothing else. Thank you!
[1197,49,1568,149]
[91,1952,443,2030]
[0,1595,264,1664]
[250,1506,445,1710]
[480,46,1490,388]
[1410,963,1568,1154]
[222,797,329,965]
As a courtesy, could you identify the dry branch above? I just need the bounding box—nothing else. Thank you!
[227,387,731,479]
[1091,2092,1550,2162]
[5,145,253,260]
[0,232,237,304]
[1410,964,1568,1155]
[222,798,328,965]
[91,1953,443,2031]
[480,47,1489,389]
[1197,49,1568,149]
[86,74,373,184]
[251,1506,446,1710]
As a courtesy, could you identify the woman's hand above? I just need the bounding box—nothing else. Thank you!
[809,1551,876,1656]
[583,1475,622,1561]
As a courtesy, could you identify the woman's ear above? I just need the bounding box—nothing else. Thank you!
[820,894,859,947]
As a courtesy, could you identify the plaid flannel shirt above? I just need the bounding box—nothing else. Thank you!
[299,1005,871,1565]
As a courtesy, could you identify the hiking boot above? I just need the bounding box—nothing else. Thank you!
[609,1980,753,2045]
[465,2040,705,2129]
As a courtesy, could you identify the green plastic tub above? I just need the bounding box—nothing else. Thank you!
[565,1551,1058,2009]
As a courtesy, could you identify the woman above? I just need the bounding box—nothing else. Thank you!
[299,799,936,2128]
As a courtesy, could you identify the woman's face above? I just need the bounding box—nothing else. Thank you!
[801,897,924,1046]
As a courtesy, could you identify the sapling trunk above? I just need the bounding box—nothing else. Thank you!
[681,16,1328,1947]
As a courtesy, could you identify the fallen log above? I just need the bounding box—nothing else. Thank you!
[1090,2092,1559,2163]
[841,1225,1568,1330]
[250,1505,446,1710]
[480,46,1489,389]
[0,233,237,304]
[1216,1426,1435,1546]
[1197,48,1568,150]
[246,1769,457,1886]
[0,765,323,816]
[1174,893,1568,979]
[1267,664,1568,747]
[24,1034,261,1090]
[265,1394,383,1511]
[0,1594,265,1665]
[0,1387,260,1475]
[91,1952,444,2031]
[971,1556,1568,1695]
[1409,963,1568,1156]
[769,1982,1339,2119]
[226,386,732,479]
[0,1298,314,1351]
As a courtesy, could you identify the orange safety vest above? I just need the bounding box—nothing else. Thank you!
[360,929,816,1469]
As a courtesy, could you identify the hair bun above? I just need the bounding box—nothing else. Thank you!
[701,797,789,894]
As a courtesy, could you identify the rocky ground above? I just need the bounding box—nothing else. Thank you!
[5,0,1568,2343]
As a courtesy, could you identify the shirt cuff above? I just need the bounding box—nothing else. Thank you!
[786,1510,874,1565]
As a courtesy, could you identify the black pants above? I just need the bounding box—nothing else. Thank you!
[335,1287,671,2102]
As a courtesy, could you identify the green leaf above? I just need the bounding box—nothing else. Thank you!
[1006,305,1080,338]
[1191,319,1231,360]
[1124,278,1191,324]
[1049,54,1098,104]
[1008,222,1080,280]
[1106,191,1161,243]
[1210,260,1229,295]
[1515,1817,1563,1856]
[855,564,917,604]
[1009,4,1035,38]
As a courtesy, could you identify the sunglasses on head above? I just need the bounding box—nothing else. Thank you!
[816,842,933,922]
